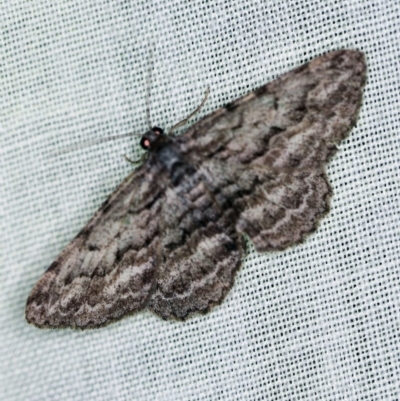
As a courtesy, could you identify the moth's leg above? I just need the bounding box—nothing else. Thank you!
[124,153,147,164]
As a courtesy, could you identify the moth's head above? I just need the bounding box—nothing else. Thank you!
[140,127,164,150]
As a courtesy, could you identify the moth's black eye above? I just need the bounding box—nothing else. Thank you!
[140,127,164,150]
[152,127,164,135]
[140,137,151,150]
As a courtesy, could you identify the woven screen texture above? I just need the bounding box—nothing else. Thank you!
[1,1,399,400]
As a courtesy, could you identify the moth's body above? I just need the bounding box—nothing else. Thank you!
[143,129,196,185]
[26,50,366,329]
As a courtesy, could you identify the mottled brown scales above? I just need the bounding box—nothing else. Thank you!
[26,50,366,329]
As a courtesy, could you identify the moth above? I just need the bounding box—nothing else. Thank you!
[26,50,366,329]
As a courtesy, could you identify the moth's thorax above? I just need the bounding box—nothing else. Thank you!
[141,127,194,185]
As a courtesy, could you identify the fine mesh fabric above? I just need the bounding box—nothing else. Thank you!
[1,1,400,400]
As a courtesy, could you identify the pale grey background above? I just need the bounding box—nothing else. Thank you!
[1,1,400,400]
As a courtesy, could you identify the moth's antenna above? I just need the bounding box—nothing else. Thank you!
[50,50,158,159]
[169,87,210,134]
[146,49,154,130]
[50,132,142,157]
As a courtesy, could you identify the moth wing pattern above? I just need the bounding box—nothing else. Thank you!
[196,156,332,251]
[25,164,167,329]
[25,49,366,328]
[148,170,245,320]
[184,50,366,168]
[183,49,366,251]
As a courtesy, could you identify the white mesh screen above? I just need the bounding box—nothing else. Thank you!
[1,1,400,400]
